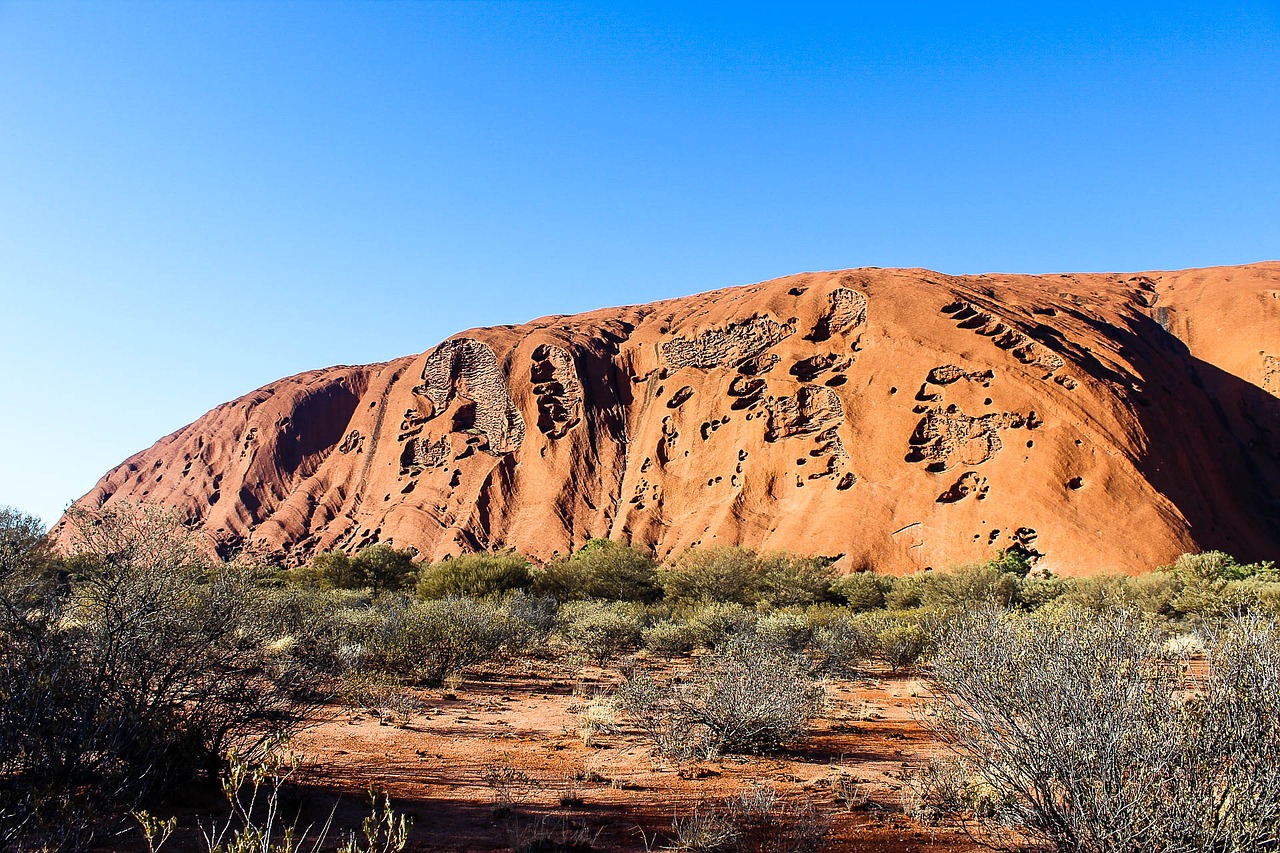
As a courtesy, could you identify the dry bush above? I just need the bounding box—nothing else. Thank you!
[482,758,535,817]
[617,637,824,759]
[136,747,410,853]
[658,784,830,853]
[925,605,1280,852]
[809,616,873,676]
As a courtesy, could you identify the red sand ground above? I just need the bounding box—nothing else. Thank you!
[128,664,985,852]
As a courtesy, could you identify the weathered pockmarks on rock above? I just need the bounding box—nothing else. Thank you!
[338,430,365,454]
[628,477,661,511]
[400,435,451,476]
[737,352,780,376]
[906,404,1040,473]
[810,287,868,342]
[1263,354,1280,398]
[530,344,583,439]
[940,300,1070,382]
[1128,276,1160,308]
[763,385,855,485]
[791,353,854,383]
[764,385,844,442]
[661,316,794,370]
[937,471,989,503]
[667,386,695,409]
[414,338,526,455]
[727,375,767,410]
[926,365,994,387]
[657,416,679,465]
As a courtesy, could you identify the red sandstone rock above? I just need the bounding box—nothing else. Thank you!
[59,263,1280,574]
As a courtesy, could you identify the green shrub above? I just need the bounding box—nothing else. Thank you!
[292,544,416,594]
[361,596,522,685]
[557,600,647,665]
[658,546,762,606]
[755,552,835,607]
[682,601,757,647]
[917,564,1022,610]
[754,611,813,651]
[415,550,531,599]
[853,610,936,672]
[830,572,888,611]
[532,539,660,602]
[642,619,704,657]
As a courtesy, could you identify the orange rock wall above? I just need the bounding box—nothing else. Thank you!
[62,263,1280,575]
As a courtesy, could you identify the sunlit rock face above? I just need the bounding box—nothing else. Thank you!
[61,262,1280,575]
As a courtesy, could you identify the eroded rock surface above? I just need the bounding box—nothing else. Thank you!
[61,263,1280,574]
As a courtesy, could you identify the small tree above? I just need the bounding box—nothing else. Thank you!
[755,552,835,607]
[658,547,762,606]
[415,550,530,599]
[533,538,660,602]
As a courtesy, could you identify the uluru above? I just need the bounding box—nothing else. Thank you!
[62,262,1280,575]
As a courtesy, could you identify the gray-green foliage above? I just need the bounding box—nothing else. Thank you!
[657,547,835,608]
[532,539,660,602]
[358,595,529,685]
[926,606,1280,852]
[1,503,318,848]
[617,636,825,758]
[557,600,648,665]
[414,550,531,599]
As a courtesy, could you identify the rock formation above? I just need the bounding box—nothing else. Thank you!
[60,263,1280,574]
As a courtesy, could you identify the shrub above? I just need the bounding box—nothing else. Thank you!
[658,547,762,606]
[361,595,522,685]
[851,610,935,672]
[916,564,1022,610]
[557,600,646,665]
[753,611,813,651]
[502,590,559,647]
[754,552,835,607]
[136,747,411,853]
[829,571,887,612]
[925,606,1280,851]
[617,636,824,758]
[662,784,831,853]
[533,539,660,602]
[642,619,704,657]
[1,504,319,847]
[811,616,874,676]
[682,601,757,647]
[415,550,530,599]
[293,544,416,594]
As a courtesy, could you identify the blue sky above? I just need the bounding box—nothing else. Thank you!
[2,1,1277,525]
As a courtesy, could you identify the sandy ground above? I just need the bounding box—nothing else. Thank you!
[253,659,981,852]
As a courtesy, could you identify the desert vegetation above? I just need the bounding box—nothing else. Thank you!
[3,501,1279,851]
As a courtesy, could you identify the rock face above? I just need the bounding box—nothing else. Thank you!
[61,263,1280,574]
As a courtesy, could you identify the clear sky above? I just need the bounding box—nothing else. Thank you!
[2,1,1277,526]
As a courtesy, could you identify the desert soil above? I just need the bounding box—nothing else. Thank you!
[256,660,982,852]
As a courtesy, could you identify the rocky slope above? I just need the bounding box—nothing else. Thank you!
[61,263,1280,574]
